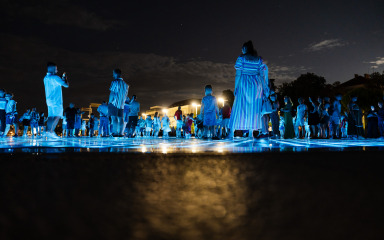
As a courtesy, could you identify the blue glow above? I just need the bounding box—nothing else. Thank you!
[1,136,384,153]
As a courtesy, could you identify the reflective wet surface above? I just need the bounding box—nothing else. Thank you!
[1,136,384,153]
[1,152,383,240]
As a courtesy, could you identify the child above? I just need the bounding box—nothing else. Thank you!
[138,116,146,137]
[81,120,87,136]
[161,113,171,139]
[295,98,307,139]
[62,116,67,137]
[185,113,194,139]
[30,108,39,137]
[216,108,223,139]
[38,112,46,136]
[0,89,7,137]
[4,93,19,137]
[145,115,153,137]
[152,112,161,137]
[97,102,109,137]
[200,85,219,140]
[194,114,204,139]
[304,119,310,138]
[20,109,31,137]
[279,116,285,138]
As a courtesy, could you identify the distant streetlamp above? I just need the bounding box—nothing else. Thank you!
[218,97,226,107]
[192,103,200,116]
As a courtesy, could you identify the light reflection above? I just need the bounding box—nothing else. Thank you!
[0,137,384,153]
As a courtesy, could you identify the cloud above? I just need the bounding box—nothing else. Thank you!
[0,33,308,113]
[306,39,347,52]
[264,62,309,83]
[2,0,118,31]
[368,57,384,66]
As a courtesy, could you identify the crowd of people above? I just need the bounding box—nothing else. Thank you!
[1,41,383,140]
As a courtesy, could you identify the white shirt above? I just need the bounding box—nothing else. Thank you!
[109,78,129,109]
[44,73,67,107]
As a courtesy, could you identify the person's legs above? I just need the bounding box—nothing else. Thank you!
[13,123,19,137]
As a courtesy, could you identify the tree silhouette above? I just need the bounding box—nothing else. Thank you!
[222,89,234,107]
[277,73,333,105]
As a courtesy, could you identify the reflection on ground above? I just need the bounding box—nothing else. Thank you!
[1,136,384,153]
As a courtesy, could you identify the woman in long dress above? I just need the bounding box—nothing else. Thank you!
[281,96,295,139]
[229,41,269,138]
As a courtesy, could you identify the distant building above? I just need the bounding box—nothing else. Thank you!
[81,103,101,121]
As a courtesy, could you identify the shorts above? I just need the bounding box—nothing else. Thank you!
[203,112,216,127]
[30,120,38,128]
[108,103,123,117]
[176,120,183,129]
[222,118,230,128]
[146,127,152,131]
[295,117,305,127]
[6,113,18,125]
[22,119,30,126]
[47,105,63,118]
[127,116,138,129]
[67,120,75,129]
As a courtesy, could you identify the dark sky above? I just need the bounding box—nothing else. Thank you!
[1,0,383,113]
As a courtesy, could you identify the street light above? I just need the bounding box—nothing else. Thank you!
[218,97,225,107]
[192,103,200,116]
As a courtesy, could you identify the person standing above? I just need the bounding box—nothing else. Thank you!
[269,94,280,139]
[108,69,129,137]
[229,41,269,139]
[64,103,77,137]
[281,96,295,139]
[97,101,109,137]
[201,85,219,139]
[295,98,307,139]
[221,102,231,138]
[20,109,31,137]
[44,62,69,138]
[38,112,46,136]
[152,112,161,137]
[174,106,183,138]
[127,95,140,138]
[0,89,7,137]
[329,94,342,139]
[30,108,39,137]
[4,93,19,137]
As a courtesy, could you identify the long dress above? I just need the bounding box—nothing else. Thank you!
[283,104,295,139]
[270,101,280,136]
[229,55,267,130]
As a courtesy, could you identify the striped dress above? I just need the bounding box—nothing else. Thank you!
[229,55,266,130]
[109,78,129,109]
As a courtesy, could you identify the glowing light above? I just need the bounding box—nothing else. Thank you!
[141,146,147,153]
[162,109,168,114]
[218,98,225,107]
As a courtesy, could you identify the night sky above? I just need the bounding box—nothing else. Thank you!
[1,0,383,113]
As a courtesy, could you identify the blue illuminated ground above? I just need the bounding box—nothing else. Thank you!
[1,136,384,153]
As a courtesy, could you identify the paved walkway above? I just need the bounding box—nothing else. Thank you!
[1,136,384,153]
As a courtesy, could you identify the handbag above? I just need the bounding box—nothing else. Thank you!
[261,97,273,115]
